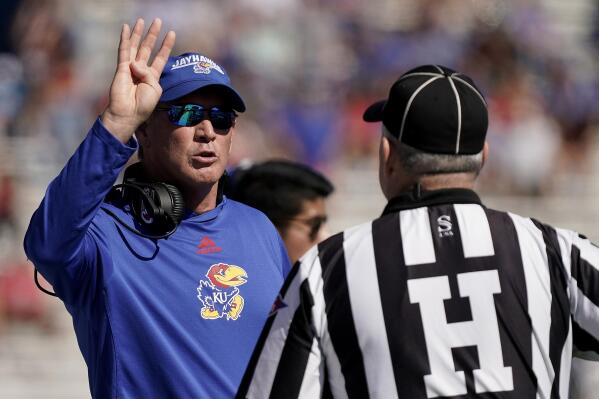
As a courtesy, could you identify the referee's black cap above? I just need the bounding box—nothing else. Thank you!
[363,65,488,155]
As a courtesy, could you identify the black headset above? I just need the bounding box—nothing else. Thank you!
[34,162,186,297]
[104,162,186,239]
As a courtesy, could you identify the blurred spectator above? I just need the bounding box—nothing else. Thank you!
[9,0,90,182]
[0,54,25,137]
[0,171,17,231]
[487,73,562,195]
[544,60,596,182]
[0,259,50,335]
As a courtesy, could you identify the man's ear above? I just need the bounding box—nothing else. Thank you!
[482,141,489,168]
[382,135,396,176]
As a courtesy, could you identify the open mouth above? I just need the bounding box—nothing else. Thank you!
[191,150,217,164]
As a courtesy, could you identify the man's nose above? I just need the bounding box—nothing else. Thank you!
[194,119,216,142]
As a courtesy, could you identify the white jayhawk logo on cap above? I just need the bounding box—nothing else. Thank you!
[171,54,225,75]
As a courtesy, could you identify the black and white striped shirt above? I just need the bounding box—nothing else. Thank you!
[237,188,599,398]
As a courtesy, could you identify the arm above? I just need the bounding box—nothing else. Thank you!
[23,18,175,303]
[237,246,327,398]
[24,121,136,302]
[556,229,599,359]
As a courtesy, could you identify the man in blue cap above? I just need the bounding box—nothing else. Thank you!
[23,18,290,398]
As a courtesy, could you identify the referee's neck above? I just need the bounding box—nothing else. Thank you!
[418,173,477,191]
[391,173,477,198]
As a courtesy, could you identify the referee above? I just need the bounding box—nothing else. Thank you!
[237,65,599,398]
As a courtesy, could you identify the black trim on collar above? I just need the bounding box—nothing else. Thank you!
[382,185,483,216]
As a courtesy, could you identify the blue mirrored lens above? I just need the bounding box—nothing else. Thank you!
[166,104,234,130]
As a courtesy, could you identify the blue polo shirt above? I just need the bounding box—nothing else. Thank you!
[24,119,291,398]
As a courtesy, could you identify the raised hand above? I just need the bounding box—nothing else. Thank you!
[101,18,176,143]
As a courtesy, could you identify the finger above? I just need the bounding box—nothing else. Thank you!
[150,30,176,77]
[136,18,162,64]
[130,61,155,84]
[130,61,162,96]
[117,24,131,66]
[129,18,145,61]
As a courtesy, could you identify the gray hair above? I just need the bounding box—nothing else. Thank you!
[383,126,483,176]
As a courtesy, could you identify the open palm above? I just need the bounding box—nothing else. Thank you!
[102,18,176,142]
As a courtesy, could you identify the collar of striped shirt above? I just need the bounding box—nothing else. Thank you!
[382,186,482,215]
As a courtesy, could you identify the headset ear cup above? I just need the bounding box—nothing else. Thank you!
[128,187,159,226]
[162,183,185,225]
[151,183,185,227]
[105,162,185,238]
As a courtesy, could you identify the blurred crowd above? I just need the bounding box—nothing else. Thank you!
[0,0,598,333]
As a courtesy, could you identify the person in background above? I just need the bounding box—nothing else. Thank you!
[23,18,290,398]
[227,159,334,264]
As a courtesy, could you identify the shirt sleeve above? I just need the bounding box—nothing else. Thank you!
[237,245,328,398]
[23,118,137,305]
[556,228,599,360]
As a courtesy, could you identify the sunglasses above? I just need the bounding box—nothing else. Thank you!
[285,216,327,241]
[156,104,237,131]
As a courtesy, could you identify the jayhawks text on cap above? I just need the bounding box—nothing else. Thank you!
[159,52,246,112]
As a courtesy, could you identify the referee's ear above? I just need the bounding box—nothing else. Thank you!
[381,134,395,175]
[482,141,489,169]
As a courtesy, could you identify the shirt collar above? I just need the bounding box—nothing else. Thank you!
[382,185,483,216]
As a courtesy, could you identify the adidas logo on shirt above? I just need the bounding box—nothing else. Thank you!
[196,236,222,254]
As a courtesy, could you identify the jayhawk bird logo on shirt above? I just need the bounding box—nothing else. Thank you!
[197,263,248,320]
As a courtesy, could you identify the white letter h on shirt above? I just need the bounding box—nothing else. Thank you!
[408,270,514,398]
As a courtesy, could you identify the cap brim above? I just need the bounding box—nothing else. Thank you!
[362,100,386,122]
[160,80,246,112]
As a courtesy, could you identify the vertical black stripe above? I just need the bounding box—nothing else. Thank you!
[570,242,599,358]
[319,232,369,398]
[322,361,333,399]
[531,219,570,398]
[570,244,599,308]
[372,212,427,398]
[236,263,302,398]
[270,280,316,398]
[485,209,536,398]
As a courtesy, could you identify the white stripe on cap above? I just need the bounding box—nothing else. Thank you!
[446,75,463,154]
[396,72,443,84]
[432,64,445,74]
[452,76,487,107]
[395,66,487,153]
[399,76,442,142]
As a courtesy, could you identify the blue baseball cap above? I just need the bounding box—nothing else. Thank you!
[159,52,246,112]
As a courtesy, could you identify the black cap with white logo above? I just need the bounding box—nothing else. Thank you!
[363,65,488,155]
